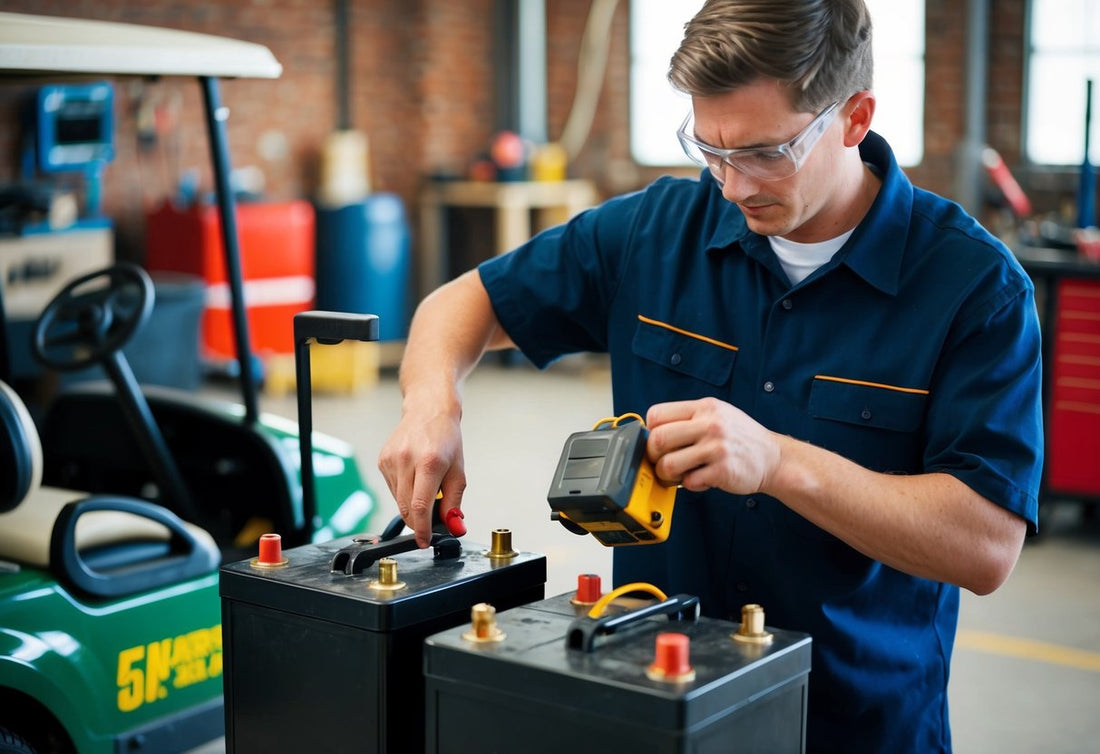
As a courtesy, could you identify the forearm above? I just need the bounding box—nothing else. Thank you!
[398,269,513,414]
[765,434,1026,594]
[380,269,512,545]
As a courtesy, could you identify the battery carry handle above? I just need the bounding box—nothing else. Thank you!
[566,593,700,653]
[330,505,460,575]
[329,531,459,575]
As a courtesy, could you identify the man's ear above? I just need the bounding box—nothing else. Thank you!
[842,90,876,147]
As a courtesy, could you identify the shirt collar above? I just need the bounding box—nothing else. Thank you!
[703,131,913,296]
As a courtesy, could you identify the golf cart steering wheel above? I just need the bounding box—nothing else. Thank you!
[32,263,154,372]
[30,262,200,522]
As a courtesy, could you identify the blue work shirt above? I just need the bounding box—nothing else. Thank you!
[479,131,1043,753]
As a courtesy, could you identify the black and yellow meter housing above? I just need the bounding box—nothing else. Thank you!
[547,415,677,546]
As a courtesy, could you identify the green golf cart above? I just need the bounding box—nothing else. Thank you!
[0,13,377,753]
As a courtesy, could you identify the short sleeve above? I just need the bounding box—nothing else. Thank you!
[923,274,1043,531]
[479,190,645,368]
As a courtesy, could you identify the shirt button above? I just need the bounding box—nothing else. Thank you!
[763,381,775,393]
[781,298,793,310]
[861,408,872,420]
[670,353,682,366]
[745,498,758,509]
[735,581,750,593]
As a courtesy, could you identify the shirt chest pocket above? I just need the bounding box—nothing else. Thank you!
[809,376,927,432]
[632,316,737,387]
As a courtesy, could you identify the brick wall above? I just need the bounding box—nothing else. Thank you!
[908,0,969,194]
[0,0,349,260]
[0,0,1047,273]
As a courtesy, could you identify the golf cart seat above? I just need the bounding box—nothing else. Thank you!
[0,380,219,599]
[39,382,303,552]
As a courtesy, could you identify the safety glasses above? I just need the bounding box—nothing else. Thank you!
[677,100,841,182]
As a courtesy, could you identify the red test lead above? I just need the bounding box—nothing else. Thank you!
[444,507,467,537]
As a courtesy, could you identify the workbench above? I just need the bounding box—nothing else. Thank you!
[1014,245,1100,507]
[417,179,599,297]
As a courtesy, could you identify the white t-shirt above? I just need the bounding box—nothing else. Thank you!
[768,229,854,285]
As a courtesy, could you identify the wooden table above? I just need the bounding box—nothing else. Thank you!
[417,179,599,297]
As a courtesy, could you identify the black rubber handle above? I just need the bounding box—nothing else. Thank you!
[329,531,459,575]
[293,310,379,345]
[330,501,462,575]
[566,593,700,653]
[50,497,219,600]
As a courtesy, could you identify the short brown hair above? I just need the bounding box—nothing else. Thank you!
[668,0,873,112]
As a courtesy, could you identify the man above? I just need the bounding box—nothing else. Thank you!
[379,1,1042,750]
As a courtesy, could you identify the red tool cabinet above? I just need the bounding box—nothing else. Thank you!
[1046,279,1100,496]
[145,200,315,363]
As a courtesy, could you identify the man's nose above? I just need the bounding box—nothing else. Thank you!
[717,162,760,203]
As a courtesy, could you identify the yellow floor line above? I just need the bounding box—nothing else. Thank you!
[956,629,1100,673]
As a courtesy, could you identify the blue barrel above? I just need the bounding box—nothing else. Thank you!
[315,194,411,342]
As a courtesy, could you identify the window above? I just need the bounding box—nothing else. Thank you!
[1026,0,1100,165]
[629,1,703,166]
[629,0,926,167]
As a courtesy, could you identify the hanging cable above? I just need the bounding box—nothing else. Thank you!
[557,0,621,160]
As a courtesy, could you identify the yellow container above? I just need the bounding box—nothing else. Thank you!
[531,142,568,182]
[264,340,380,397]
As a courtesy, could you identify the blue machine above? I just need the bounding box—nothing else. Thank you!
[2,82,116,380]
[24,81,115,220]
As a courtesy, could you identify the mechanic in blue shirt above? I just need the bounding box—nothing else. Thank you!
[379,0,1042,751]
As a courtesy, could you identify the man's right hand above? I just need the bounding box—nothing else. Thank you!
[376,268,512,548]
[378,406,466,548]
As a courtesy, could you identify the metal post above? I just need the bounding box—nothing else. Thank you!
[518,0,547,144]
[200,75,259,425]
[954,0,990,215]
[292,311,379,545]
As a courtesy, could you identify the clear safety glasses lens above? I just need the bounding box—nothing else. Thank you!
[677,101,841,182]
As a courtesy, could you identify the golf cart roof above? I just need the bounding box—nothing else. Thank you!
[0,11,282,79]
[0,11,279,418]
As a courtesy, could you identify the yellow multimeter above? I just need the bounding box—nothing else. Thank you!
[546,414,677,546]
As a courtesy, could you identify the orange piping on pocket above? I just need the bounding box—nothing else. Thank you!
[813,374,930,395]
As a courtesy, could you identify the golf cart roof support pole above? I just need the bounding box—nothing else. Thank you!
[200,75,260,425]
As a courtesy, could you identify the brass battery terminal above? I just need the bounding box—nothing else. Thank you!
[368,557,406,591]
[485,528,518,560]
[462,602,506,643]
[732,603,774,646]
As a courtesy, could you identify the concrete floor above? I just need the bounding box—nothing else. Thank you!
[194,355,1100,753]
